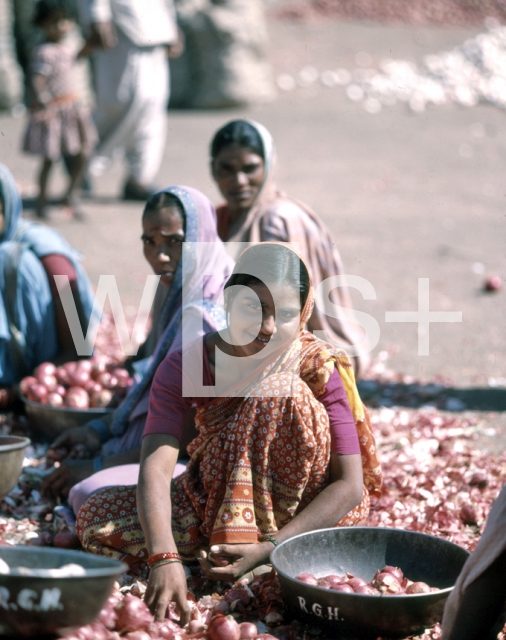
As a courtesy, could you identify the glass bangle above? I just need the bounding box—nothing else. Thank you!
[259,534,279,547]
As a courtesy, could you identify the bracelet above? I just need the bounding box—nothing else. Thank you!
[148,551,182,567]
[150,559,182,570]
[92,456,103,473]
[259,534,279,547]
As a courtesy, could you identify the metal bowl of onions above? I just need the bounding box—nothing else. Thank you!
[270,526,470,639]
[0,545,127,637]
[20,395,114,440]
[19,359,132,439]
[0,435,31,500]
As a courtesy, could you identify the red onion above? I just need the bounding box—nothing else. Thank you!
[84,379,102,394]
[55,366,70,385]
[76,359,92,373]
[484,275,502,291]
[124,632,151,640]
[239,622,258,639]
[56,384,67,397]
[459,504,478,525]
[381,565,404,582]
[19,375,37,396]
[90,389,113,409]
[34,362,57,380]
[47,393,64,408]
[115,594,153,633]
[354,585,380,595]
[256,635,278,640]
[316,578,331,589]
[346,577,368,589]
[69,368,91,387]
[98,602,117,630]
[53,529,81,549]
[27,531,53,546]
[405,581,431,594]
[331,583,354,593]
[187,619,206,634]
[469,473,487,489]
[112,367,130,380]
[224,588,251,606]
[323,574,344,587]
[65,387,90,409]
[208,615,241,640]
[39,373,58,392]
[372,572,403,594]
[212,600,230,616]
[63,361,77,374]
[97,372,118,390]
[295,572,318,585]
[148,621,173,639]
[27,382,48,404]
[91,356,110,375]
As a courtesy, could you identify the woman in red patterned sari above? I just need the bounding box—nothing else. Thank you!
[76,243,382,624]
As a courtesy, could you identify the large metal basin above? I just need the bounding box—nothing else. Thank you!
[0,546,127,636]
[271,526,470,639]
[21,395,113,440]
[0,436,31,500]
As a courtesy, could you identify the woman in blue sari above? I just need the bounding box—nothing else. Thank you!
[0,163,96,402]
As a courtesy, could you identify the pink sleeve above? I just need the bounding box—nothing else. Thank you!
[144,344,213,440]
[144,350,192,441]
[319,368,360,455]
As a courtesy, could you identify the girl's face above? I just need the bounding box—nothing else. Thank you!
[43,14,72,42]
[212,144,265,217]
[226,282,302,359]
[142,206,185,288]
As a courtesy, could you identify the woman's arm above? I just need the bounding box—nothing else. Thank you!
[39,255,86,363]
[200,452,363,581]
[138,434,191,625]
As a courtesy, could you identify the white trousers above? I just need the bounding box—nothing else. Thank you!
[90,31,169,185]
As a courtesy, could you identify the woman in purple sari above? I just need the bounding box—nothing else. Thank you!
[42,186,233,510]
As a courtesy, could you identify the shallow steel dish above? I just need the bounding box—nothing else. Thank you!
[21,394,114,440]
[271,526,469,639]
[0,436,31,500]
[0,545,127,636]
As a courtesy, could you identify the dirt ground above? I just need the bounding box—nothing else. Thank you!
[1,17,505,442]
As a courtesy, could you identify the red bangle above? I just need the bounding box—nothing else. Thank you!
[148,552,182,567]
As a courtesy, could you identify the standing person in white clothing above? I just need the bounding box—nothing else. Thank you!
[77,0,183,200]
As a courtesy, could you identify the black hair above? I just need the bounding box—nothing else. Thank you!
[224,244,310,310]
[210,120,264,161]
[33,0,68,26]
[143,191,185,219]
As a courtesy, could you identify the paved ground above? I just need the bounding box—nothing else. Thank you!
[1,18,505,412]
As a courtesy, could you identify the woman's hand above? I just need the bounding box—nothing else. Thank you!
[145,562,191,625]
[198,542,272,582]
[41,459,94,498]
[48,425,102,460]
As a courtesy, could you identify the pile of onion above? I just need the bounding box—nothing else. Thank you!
[295,565,438,596]
[20,358,133,410]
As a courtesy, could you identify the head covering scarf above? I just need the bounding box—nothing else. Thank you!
[213,121,370,377]
[0,164,96,317]
[110,186,234,437]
